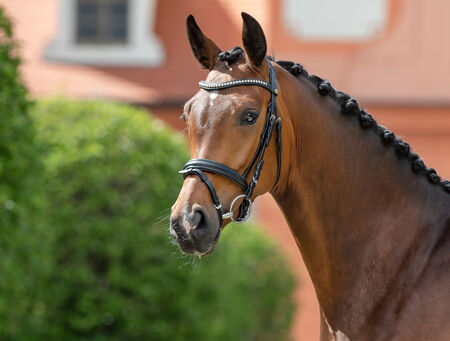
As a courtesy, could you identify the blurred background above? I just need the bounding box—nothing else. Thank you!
[1,0,449,340]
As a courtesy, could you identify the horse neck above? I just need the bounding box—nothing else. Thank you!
[271,72,450,334]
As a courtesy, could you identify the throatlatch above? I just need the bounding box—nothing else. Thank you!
[179,59,282,227]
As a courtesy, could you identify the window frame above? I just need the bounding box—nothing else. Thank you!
[45,0,165,66]
[283,0,388,42]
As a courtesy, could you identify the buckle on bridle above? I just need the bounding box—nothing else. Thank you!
[222,194,252,223]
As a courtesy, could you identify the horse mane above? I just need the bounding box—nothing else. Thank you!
[217,47,449,194]
[276,59,450,194]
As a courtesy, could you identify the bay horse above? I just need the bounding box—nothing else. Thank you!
[170,13,450,341]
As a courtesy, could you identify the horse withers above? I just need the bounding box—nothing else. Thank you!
[170,12,450,341]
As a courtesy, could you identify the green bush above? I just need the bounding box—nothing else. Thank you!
[0,7,51,338]
[0,6,41,227]
[0,98,294,341]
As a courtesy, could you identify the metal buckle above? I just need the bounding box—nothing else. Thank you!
[221,194,252,223]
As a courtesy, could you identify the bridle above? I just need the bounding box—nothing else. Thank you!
[179,59,282,228]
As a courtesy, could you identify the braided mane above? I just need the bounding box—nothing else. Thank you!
[276,60,450,194]
[217,47,449,193]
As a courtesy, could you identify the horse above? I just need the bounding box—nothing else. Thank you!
[169,13,450,341]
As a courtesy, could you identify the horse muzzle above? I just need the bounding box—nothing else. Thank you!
[170,203,221,256]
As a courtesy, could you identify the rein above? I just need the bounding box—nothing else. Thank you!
[179,60,282,228]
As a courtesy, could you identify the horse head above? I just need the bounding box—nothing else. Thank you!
[170,13,287,256]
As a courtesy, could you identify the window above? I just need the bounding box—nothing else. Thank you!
[283,0,387,41]
[76,0,128,44]
[45,0,165,66]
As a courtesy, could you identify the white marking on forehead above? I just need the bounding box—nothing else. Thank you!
[209,91,219,107]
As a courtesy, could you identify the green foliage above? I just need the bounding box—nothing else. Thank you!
[0,98,294,341]
[0,8,51,339]
[0,7,41,227]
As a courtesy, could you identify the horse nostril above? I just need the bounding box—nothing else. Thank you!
[191,209,206,229]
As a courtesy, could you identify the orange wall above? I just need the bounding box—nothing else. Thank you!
[269,0,450,104]
[3,0,269,104]
[5,0,450,105]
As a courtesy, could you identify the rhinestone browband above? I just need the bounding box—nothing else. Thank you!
[199,79,278,95]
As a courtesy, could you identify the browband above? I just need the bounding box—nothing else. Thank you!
[199,79,278,95]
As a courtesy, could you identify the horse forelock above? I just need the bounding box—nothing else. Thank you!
[218,46,245,66]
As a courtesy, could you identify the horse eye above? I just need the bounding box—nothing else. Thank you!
[240,110,259,125]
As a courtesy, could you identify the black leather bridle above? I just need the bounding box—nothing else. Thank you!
[179,60,282,228]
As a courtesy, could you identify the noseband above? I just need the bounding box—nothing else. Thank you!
[179,60,282,228]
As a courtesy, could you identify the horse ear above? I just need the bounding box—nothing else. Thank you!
[241,12,267,68]
[186,15,222,70]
